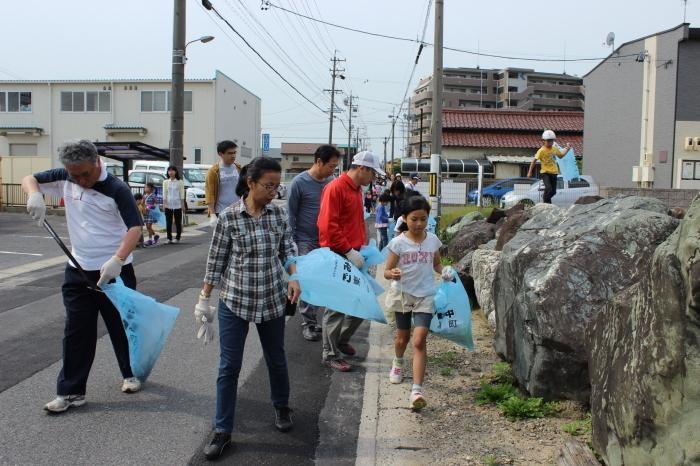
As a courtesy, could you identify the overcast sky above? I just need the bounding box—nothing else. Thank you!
[3,0,698,153]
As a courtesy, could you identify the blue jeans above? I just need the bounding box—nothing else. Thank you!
[215,300,290,433]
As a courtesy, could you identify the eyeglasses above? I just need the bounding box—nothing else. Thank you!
[259,183,283,193]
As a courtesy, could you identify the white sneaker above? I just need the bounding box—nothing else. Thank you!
[389,363,403,384]
[410,390,427,410]
[44,395,86,413]
[121,377,142,393]
[174,238,180,243]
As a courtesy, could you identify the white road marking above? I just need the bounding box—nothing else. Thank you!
[18,235,69,240]
[0,251,43,256]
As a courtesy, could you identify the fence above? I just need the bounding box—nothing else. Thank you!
[600,186,698,210]
[2,184,63,208]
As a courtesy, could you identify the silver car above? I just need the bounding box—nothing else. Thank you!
[500,175,599,208]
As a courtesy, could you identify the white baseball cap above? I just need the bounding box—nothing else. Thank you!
[352,151,386,177]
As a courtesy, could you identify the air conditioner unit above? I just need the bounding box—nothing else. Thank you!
[694,137,700,151]
[685,137,694,150]
[641,166,655,182]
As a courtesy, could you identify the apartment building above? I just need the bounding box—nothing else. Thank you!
[410,67,584,157]
[0,70,260,183]
[584,23,700,189]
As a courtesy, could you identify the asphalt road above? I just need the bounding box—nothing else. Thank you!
[0,210,370,465]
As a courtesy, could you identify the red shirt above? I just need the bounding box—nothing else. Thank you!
[317,172,367,253]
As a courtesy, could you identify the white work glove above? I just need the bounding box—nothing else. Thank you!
[96,256,124,288]
[441,265,456,281]
[26,192,46,226]
[345,248,365,269]
[194,292,217,344]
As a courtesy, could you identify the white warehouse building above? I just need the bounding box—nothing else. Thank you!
[0,70,261,183]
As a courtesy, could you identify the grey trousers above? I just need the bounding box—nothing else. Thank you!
[296,241,323,329]
[322,309,364,360]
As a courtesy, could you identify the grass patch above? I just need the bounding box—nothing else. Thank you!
[440,367,454,377]
[497,396,560,420]
[562,414,592,437]
[440,205,494,229]
[483,454,500,466]
[491,362,515,385]
[427,351,461,368]
[475,382,517,405]
[440,256,454,266]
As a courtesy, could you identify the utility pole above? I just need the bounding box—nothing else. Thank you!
[419,108,424,158]
[383,137,388,168]
[344,93,357,171]
[430,0,444,223]
[325,52,345,144]
[390,106,396,176]
[169,0,186,172]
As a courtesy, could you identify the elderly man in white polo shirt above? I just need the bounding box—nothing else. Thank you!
[21,140,144,414]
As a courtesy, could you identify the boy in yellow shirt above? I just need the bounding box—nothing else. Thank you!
[527,129,571,204]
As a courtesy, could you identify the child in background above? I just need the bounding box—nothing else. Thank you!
[143,182,160,246]
[134,193,145,248]
[383,195,455,410]
[375,192,391,250]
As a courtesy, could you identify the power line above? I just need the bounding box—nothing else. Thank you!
[201,0,326,114]
[263,1,639,63]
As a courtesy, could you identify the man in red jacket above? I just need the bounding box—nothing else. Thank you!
[317,151,386,371]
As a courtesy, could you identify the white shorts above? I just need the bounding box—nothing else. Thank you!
[385,287,434,315]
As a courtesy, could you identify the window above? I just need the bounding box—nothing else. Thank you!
[141,90,192,112]
[508,86,518,92]
[0,91,31,112]
[194,147,202,164]
[9,143,38,156]
[147,174,165,185]
[292,156,300,161]
[61,91,110,112]
[128,172,146,184]
[568,178,590,188]
[681,160,700,180]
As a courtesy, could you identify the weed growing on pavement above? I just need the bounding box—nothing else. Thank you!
[428,351,461,368]
[497,396,560,420]
[475,382,517,405]
[491,362,515,385]
[440,367,453,377]
[483,454,500,466]
[562,414,592,437]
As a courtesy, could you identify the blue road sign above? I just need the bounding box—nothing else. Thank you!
[262,133,270,153]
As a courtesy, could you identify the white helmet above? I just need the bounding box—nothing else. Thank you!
[542,129,556,140]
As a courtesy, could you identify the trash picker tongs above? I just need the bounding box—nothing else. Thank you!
[42,219,103,293]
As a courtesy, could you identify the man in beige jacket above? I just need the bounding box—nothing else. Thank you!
[205,140,242,217]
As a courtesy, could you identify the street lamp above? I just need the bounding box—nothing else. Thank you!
[388,110,397,176]
[186,35,215,49]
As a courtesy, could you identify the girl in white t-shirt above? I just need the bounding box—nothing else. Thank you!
[383,195,455,410]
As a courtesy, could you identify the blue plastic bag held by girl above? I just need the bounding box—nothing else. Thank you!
[430,278,474,350]
[102,278,180,380]
[150,205,167,229]
[290,248,387,324]
[554,143,580,182]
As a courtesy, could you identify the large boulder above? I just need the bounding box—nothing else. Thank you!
[446,220,496,259]
[471,249,502,320]
[445,211,483,236]
[493,196,679,401]
[495,210,532,251]
[587,196,700,466]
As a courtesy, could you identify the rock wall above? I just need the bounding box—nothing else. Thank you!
[587,196,700,466]
[471,248,501,325]
[492,197,679,400]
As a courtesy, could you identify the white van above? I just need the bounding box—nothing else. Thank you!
[131,160,211,189]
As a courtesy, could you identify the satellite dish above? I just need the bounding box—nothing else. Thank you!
[605,32,615,49]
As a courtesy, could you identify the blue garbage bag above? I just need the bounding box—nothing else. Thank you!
[428,215,437,233]
[150,205,167,229]
[290,248,387,324]
[554,143,580,182]
[430,278,474,350]
[360,240,388,296]
[102,278,180,380]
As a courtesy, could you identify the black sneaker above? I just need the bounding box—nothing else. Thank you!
[302,326,320,341]
[274,407,293,432]
[204,432,232,460]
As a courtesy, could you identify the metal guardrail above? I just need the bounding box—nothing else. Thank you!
[2,184,63,208]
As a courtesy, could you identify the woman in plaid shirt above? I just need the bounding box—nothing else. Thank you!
[195,157,301,460]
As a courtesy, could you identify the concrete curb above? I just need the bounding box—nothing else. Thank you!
[355,320,383,466]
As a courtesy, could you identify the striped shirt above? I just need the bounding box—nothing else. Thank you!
[204,199,298,322]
